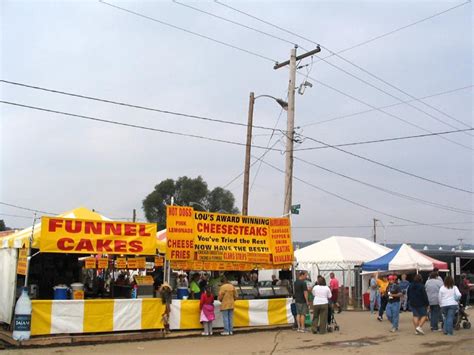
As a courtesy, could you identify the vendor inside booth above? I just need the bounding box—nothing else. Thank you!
[1,206,295,338]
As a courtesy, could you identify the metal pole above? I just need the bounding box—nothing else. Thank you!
[373,218,377,243]
[283,47,297,215]
[23,213,37,288]
[242,92,255,216]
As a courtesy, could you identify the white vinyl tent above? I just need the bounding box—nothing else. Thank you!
[294,236,391,307]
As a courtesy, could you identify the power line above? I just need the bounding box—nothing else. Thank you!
[102,1,471,150]
[172,0,300,48]
[99,0,276,63]
[293,221,474,229]
[0,100,286,152]
[317,1,472,59]
[258,158,471,231]
[294,156,473,215]
[222,138,281,189]
[0,213,35,220]
[301,85,473,128]
[213,0,473,149]
[215,0,471,58]
[5,99,470,195]
[315,54,474,137]
[0,202,57,215]
[3,80,470,151]
[295,128,474,151]
[304,73,473,150]
[301,133,472,194]
[0,80,283,133]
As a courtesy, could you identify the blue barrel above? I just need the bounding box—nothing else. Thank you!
[53,287,69,300]
[177,287,189,299]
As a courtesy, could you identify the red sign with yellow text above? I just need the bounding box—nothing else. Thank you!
[40,217,157,255]
[269,218,294,264]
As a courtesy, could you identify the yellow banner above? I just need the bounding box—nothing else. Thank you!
[85,258,96,269]
[97,258,109,269]
[166,207,293,269]
[269,218,294,264]
[116,258,127,269]
[39,217,157,255]
[166,206,195,261]
[154,255,164,267]
[17,248,28,275]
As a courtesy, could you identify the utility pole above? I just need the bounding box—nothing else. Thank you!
[132,209,136,222]
[373,218,377,243]
[242,92,255,216]
[274,46,321,215]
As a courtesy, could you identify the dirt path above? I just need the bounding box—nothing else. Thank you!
[4,310,472,354]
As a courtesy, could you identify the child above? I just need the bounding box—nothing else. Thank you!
[159,282,172,334]
[200,285,215,335]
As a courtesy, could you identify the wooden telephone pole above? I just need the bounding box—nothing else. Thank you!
[274,45,321,215]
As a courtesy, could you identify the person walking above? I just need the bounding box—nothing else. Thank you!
[385,275,402,332]
[377,275,389,321]
[398,274,410,311]
[311,275,332,334]
[200,285,215,336]
[329,272,341,313]
[439,275,462,336]
[425,271,443,331]
[407,274,429,335]
[369,274,379,314]
[218,276,238,336]
[458,274,470,308]
[293,271,309,333]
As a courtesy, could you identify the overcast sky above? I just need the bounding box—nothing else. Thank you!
[1,0,472,245]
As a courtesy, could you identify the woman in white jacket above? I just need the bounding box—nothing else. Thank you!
[438,275,461,336]
[311,275,332,334]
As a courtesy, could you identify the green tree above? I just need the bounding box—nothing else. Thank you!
[0,220,6,232]
[142,176,239,230]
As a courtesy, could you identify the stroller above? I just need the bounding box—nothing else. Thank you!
[454,302,471,330]
[327,303,340,332]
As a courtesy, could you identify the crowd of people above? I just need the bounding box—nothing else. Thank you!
[369,270,468,336]
[157,269,469,338]
[293,271,342,334]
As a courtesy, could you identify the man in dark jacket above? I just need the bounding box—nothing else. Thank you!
[407,274,429,335]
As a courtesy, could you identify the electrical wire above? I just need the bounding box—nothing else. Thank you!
[0,80,282,133]
[0,213,35,220]
[4,98,470,195]
[214,0,471,59]
[99,0,276,63]
[212,0,473,147]
[3,80,470,151]
[0,100,283,152]
[294,128,474,151]
[101,0,471,150]
[172,0,301,48]
[222,138,281,189]
[257,158,471,231]
[303,73,473,150]
[293,221,474,229]
[301,133,472,194]
[294,156,473,215]
[0,202,57,215]
[301,85,473,128]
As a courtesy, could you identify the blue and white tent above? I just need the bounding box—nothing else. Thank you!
[362,244,434,272]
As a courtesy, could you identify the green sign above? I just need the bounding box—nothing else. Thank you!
[291,204,301,215]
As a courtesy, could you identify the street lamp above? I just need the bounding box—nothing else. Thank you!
[189,201,208,212]
[242,92,288,216]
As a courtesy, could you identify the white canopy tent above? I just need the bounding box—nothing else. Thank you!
[294,236,391,308]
